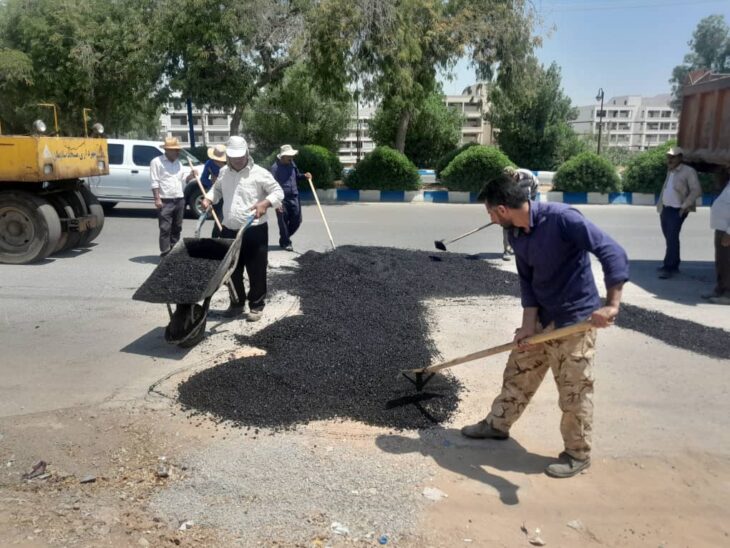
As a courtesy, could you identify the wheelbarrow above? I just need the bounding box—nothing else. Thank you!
[132,216,253,348]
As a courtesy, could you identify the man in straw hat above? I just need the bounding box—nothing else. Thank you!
[270,144,311,251]
[150,137,197,256]
[201,136,284,321]
[201,144,227,237]
[656,146,702,279]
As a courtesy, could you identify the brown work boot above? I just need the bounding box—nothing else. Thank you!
[545,451,591,478]
[460,420,509,440]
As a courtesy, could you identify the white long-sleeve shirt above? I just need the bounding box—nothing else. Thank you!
[149,155,189,199]
[205,161,284,230]
[710,181,730,234]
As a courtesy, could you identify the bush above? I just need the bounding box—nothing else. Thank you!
[294,145,339,189]
[435,142,479,181]
[440,146,513,192]
[622,142,672,193]
[553,152,621,193]
[345,146,420,190]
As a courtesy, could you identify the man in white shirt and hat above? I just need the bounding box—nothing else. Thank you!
[702,166,730,305]
[201,136,285,321]
[656,146,702,279]
[150,137,197,256]
[270,144,312,251]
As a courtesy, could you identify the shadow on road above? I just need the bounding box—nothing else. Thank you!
[120,326,194,360]
[628,259,716,306]
[376,428,555,506]
[104,206,156,218]
[129,255,161,265]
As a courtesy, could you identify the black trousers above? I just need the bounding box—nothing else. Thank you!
[221,223,268,310]
[715,230,730,296]
[158,198,185,254]
[276,194,302,247]
[660,206,687,271]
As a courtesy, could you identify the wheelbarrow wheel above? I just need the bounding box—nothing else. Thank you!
[165,302,208,347]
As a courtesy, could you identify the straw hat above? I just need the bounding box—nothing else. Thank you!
[277,144,298,159]
[207,144,227,161]
[162,136,182,150]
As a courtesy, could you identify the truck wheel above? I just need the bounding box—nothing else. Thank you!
[0,191,61,264]
[77,186,105,246]
[47,194,82,252]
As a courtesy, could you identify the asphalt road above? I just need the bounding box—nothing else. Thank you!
[0,202,725,418]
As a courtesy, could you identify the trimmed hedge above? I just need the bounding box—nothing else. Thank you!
[622,142,672,193]
[553,152,621,193]
[345,146,420,190]
[440,146,513,192]
[435,142,479,181]
[294,145,340,189]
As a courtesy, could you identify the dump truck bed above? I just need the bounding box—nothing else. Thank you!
[0,136,109,182]
[678,74,730,167]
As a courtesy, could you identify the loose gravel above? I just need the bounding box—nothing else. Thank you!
[133,238,232,304]
[178,246,519,429]
[617,303,729,360]
[151,434,432,544]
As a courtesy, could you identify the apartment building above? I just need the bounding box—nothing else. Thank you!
[337,104,376,167]
[159,107,232,147]
[444,83,494,146]
[571,94,678,150]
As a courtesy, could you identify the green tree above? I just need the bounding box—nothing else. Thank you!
[670,15,730,110]
[308,0,537,153]
[0,0,162,135]
[153,0,311,134]
[243,63,351,158]
[489,58,582,171]
[553,152,621,193]
[369,91,463,168]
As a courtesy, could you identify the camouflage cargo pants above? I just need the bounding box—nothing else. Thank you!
[486,325,597,460]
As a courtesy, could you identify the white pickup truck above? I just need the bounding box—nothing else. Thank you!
[85,138,206,214]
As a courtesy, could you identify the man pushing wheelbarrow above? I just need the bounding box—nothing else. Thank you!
[200,136,284,322]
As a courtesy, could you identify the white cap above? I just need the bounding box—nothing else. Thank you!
[226,136,248,158]
[666,146,684,156]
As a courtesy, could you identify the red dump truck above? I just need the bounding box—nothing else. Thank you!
[677,71,730,170]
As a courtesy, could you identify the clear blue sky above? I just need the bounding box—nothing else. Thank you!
[440,0,730,106]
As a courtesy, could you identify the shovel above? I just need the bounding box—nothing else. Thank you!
[434,222,495,251]
[401,320,594,391]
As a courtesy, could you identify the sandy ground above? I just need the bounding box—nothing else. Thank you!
[1,287,728,547]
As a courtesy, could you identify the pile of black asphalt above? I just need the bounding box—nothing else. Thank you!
[178,246,519,430]
[177,246,729,430]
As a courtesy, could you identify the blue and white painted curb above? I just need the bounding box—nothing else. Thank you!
[300,189,718,207]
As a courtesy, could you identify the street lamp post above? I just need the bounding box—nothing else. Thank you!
[596,88,605,155]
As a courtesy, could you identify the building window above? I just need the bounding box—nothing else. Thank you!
[171,115,187,126]
[661,111,672,118]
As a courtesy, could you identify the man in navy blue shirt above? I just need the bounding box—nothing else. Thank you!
[270,144,311,251]
[461,174,629,478]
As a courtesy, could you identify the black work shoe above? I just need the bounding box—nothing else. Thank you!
[657,269,673,279]
[545,452,591,478]
[221,305,245,318]
[460,420,509,440]
[284,244,294,252]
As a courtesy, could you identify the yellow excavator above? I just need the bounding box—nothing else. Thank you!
[0,108,108,264]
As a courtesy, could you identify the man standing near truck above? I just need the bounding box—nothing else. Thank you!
[461,173,629,478]
[702,167,730,305]
[657,147,702,279]
[150,137,197,256]
[201,136,284,321]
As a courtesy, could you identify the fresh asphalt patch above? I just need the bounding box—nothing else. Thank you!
[177,246,729,430]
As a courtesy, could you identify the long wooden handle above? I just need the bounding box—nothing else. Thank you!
[188,159,223,233]
[405,320,594,375]
[308,178,336,251]
[446,222,495,245]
